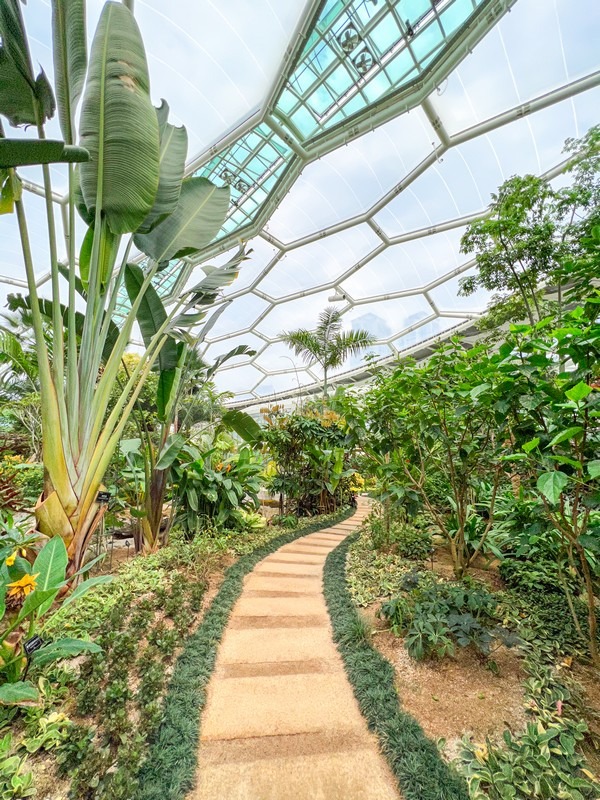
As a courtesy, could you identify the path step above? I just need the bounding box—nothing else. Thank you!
[190,499,400,800]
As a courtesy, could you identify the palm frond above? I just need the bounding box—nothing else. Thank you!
[326,329,376,368]
[0,330,39,384]
[280,330,322,366]
[316,305,343,337]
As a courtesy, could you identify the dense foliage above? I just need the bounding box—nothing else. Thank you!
[262,404,356,515]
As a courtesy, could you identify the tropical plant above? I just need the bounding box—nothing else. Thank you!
[0,534,110,704]
[112,254,254,554]
[0,0,235,575]
[344,341,506,578]
[459,126,600,330]
[495,302,600,664]
[262,405,355,515]
[172,445,263,535]
[281,306,375,399]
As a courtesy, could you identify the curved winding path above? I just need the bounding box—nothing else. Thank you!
[191,499,401,799]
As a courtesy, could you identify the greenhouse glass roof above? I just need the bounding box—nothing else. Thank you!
[1,0,599,404]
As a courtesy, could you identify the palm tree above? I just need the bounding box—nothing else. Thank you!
[281,306,376,400]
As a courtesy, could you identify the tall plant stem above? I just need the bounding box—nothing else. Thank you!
[37,123,65,387]
[66,165,80,456]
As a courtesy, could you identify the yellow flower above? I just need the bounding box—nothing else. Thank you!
[474,744,488,763]
[6,573,39,600]
[5,552,17,567]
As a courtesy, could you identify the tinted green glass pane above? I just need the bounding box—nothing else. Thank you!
[370,16,402,54]
[386,48,418,83]
[364,70,392,103]
[440,0,476,37]
[411,18,444,64]
[290,104,318,137]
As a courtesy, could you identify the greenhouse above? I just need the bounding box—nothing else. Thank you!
[0,0,598,797]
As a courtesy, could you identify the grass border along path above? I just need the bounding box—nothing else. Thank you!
[136,507,354,800]
[323,533,469,800]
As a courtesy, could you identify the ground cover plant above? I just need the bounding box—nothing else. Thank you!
[0,534,224,800]
[0,509,350,800]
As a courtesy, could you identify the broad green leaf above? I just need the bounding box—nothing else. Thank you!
[537,471,569,504]
[124,264,178,373]
[588,460,600,479]
[156,341,185,422]
[17,588,59,623]
[60,575,113,608]
[78,225,94,289]
[137,100,188,233]
[155,434,186,470]
[119,438,142,457]
[187,487,198,512]
[0,681,38,706]
[0,139,88,168]
[79,1,159,234]
[133,176,229,264]
[469,383,490,399]
[78,223,117,290]
[0,584,5,624]
[51,0,87,143]
[549,454,582,470]
[522,437,540,453]
[548,426,584,447]
[31,637,101,667]
[222,409,262,443]
[565,382,592,403]
[0,42,36,126]
[0,0,50,126]
[156,368,176,422]
[33,536,68,591]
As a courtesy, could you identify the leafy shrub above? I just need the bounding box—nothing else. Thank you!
[0,733,35,799]
[379,573,515,661]
[270,514,298,529]
[457,658,600,799]
[0,457,43,508]
[346,532,415,606]
[499,558,577,596]
[363,506,433,559]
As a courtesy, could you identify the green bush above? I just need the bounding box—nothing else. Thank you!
[499,558,577,596]
[456,659,599,799]
[379,573,516,661]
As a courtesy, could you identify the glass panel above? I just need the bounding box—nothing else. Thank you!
[274,0,483,142]
[260,225,381,299]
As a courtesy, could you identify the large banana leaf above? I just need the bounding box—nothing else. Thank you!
[137,100,188,234]
[0,139,88,168]
[7,292,119,366]
[0,1,55,126]
[124,263,179,371]
[0,43,36,126]
[222,409,262,444]
[124,262,186,421]
[134,177,229,264]
[79,1,159,234]
[51,0,87,143]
